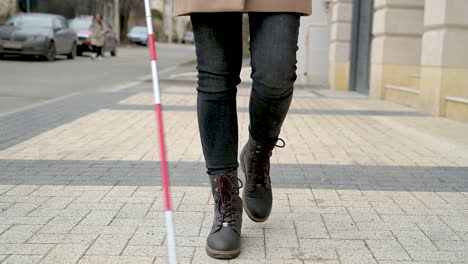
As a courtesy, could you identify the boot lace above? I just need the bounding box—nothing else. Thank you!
[251,139,285,187]
[214,173,243,229]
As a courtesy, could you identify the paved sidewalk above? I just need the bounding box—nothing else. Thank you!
[0,79,467,264]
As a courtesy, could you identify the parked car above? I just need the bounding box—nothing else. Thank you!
[127,26,148,46]
[0,13,77,61]
[181,31,194,44]
[69,16,118,56]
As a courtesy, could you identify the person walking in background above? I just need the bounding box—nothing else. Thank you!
[89,13,106,60]
[174,0,311,259]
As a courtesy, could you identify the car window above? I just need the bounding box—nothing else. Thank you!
[7,15,53,28]
[69,19,92,30]
[130,27,147,34]
[53,19,61,30]
[53,18,67,30]
[60,19,68,29]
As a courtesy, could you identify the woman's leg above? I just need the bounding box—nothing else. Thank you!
[90,45,97,59]
[96,46,103,57]
[191,13,244,259]
[240,12,300,222]
[249,13,300,142]
[191,13,243,171]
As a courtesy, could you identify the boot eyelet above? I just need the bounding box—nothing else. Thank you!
[213,178,217,182]
[215,187,219,192]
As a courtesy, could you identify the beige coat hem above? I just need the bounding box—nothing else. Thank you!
[174,0,312,16]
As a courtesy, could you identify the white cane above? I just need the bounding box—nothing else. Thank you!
[143,0,178,263]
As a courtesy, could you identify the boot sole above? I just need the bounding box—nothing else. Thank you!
[206,245,241,259]
[240,145,270,223]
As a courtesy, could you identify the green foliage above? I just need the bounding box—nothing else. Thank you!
[151,9,163,20]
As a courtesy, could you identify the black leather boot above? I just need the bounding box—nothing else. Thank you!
[206,169,243,259]
[240,136,284,222]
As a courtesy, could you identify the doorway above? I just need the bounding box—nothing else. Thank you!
[349,0,374,93]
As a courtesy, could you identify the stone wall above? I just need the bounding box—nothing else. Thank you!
[328,0,352,91]
[419,0,468,121]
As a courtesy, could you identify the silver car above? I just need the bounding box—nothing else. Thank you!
[127,26,148,46]
[0,13,77,61]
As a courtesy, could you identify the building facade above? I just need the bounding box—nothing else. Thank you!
[0,0,18,19]
[328,0,468,122]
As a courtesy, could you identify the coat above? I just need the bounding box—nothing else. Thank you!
[89,20,106,47]
[174,0,312,16]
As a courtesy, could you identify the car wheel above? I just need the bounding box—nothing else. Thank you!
[44,42,56,61]
[67,43,77,59]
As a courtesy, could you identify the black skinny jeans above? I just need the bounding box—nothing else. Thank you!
[191,12,300,170]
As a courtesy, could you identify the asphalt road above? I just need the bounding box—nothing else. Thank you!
[0,43,196,113]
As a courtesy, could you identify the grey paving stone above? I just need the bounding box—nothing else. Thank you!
[28,233,98,244]
[163,236,205,247]
[417,222,462,241]
[191,247,232,264]
[322,213,357,231]
[409,249,468,263]
[0,243,53,255]
[78,256,155,264]
[117,203,152,219]
[80,210,118,226]
[299,239,366,250]
[0,224,41,243]
[128,226,165,246]
[337,249,377,264]
[265,246,338,260]
[100,196,155,204]
[0,196,49,203]
[392,230,439,252]
[0,224,11,234]
[302,261,339,264]
[106,186,139,197]
[2,255,43,264]
[355,222,419,231]
[74,191,109,203]
[36,196,77,210]
[265,228,299,248]
[66,202,123,211]
[122,245,194,258]
[1,202,42,217]
[365,239,411,261]
[295,220,329,239]
[41,244,89,264]
[329,230,394,240]
[86,234,133,256]
[439,215,468,232]
[235,237,265,259]
[0,216,52,225]
[71,225,137,235]
[347,207,383,223]
[39,216,84,234]
[3,185,39,196]
[433,240,468,251]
